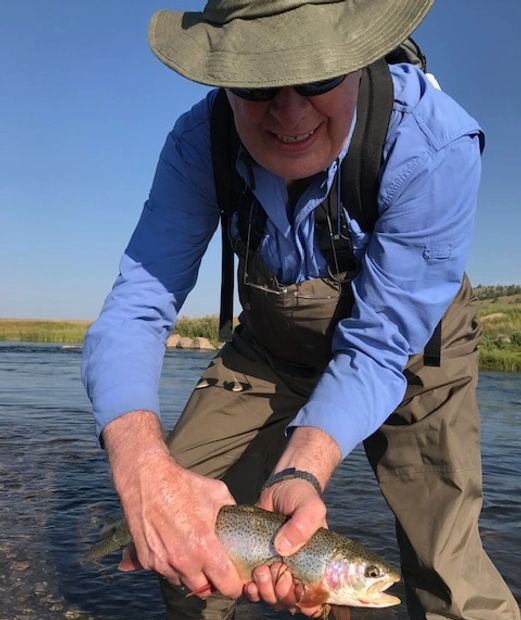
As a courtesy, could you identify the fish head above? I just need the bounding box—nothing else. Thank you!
[321,546,401,608]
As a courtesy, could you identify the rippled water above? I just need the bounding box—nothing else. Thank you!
[0,343,519,620]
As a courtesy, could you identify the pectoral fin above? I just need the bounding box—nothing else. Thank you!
[117,544,142,572]
[330,605,351,620]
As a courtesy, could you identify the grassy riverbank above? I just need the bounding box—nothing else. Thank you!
[2,285,521,371]
[0,319,92,344]
[474,286,521,372]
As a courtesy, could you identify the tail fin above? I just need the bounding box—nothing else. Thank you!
[87,519,130,561]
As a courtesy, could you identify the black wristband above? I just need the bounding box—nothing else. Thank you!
[260,467,322,495]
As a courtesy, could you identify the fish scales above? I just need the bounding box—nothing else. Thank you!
[216,505,281,576]
[88,504,401,609]
[286,528,364,585]
[88,521,132,560]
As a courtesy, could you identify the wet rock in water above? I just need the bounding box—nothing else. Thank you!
[64,609,90,619]
[33,581,48,595]
[167,334,216,349]
[166,334,182,348]
[192,337,215,350]
[10,561,31,571]
[176,336,195,349]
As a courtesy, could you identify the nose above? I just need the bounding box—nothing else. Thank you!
[269,87,311,129]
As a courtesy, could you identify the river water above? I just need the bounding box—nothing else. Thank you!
[0,343,519,620]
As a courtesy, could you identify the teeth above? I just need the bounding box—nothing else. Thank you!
[276,130,314,143]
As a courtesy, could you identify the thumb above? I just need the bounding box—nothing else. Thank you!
[273,499,325,557]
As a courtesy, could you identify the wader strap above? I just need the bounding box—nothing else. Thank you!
[211,89,240,342]
[340,57,394,233]
[314,57,394,274]
[423,320,442,367]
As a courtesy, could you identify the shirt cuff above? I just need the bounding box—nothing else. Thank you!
[91,383,161,441]
[287,401,362,459]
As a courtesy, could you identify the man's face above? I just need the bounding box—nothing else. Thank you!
[226,71,362,185]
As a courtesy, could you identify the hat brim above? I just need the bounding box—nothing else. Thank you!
[149,0,434,88]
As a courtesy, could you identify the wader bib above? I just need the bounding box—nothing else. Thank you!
[160,232,520,619]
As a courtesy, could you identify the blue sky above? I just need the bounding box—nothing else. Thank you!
[1,1,520,320]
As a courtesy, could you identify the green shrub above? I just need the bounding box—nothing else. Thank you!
[511,332,521,347]
[174,316,220,343]
[479,348,521,372]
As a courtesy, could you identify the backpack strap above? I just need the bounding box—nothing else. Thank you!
[313,57,393,276]
[385,36,427,71]
[340,56,394,232]
[423,319,442,367]
[210,89,240,342]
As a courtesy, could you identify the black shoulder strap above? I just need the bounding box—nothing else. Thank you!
[385,36,427,71]
[313,57,393,275]
[210,89,240,342]
[340,56,394,233]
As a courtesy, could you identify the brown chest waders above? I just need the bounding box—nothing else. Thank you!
[160,245,520,619]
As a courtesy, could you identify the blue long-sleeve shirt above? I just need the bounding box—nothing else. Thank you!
[81,64,483,457]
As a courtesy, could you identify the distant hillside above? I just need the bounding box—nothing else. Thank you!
[473,284,521,302]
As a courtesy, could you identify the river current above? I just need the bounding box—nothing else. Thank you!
[0,343,519,619]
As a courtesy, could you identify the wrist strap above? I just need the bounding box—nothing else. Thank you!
[260,467,322,495]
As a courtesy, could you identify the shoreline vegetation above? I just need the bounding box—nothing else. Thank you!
[1,285,520,372]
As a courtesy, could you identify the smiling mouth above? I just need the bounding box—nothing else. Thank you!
[274,129,315,143]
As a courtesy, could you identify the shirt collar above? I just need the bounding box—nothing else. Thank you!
[235,108,358,234]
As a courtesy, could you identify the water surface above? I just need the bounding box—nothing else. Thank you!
[0,343,519,619]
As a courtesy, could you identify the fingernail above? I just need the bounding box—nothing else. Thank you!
[256,570,270,583]
[276,536,293,555]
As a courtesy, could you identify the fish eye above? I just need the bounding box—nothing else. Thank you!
[365,565,381,578]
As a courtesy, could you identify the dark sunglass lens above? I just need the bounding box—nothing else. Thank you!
[297,75,346,97]
[230,75,345,101]
[229,87,279,101]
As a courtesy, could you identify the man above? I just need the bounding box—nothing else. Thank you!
[82,1,520,619]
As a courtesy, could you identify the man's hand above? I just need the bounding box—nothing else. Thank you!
[244,426,342,617]
[103,411,244,600]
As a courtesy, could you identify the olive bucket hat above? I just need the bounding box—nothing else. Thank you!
[148,0,434,88]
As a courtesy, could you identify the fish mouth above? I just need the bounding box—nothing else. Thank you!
[364,590,401,606]
[365,578,401,607]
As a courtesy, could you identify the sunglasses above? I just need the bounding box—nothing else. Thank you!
[229,74,346,102]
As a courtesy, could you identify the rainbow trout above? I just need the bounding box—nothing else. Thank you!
[88,504,400,609]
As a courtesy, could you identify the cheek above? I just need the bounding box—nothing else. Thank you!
[236,118,263,151]
[323,560,367,593]
[227,97,266,146]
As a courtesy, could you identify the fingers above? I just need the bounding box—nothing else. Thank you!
[140,535,243,600]
[245,564,326,618]
[179,571,214,600]
[249,564,295,608]
[118,465,244,600]
[200,547,244,600]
